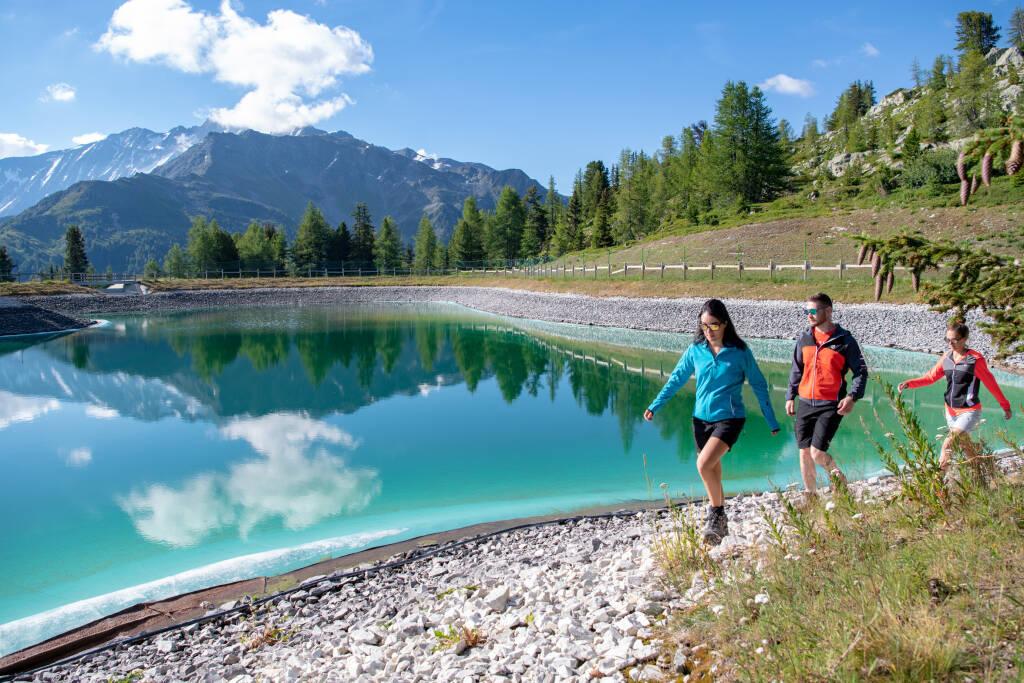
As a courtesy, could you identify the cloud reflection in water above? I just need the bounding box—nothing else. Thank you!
[118,413,378,546]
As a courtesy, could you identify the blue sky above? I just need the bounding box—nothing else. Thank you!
[0,0,1017,188]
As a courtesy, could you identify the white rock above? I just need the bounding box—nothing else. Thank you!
[484,585,510,613]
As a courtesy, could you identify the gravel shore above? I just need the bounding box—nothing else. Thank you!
[0,298,92,338]
[15,477,900,683]
[18,286,1021,367]
[19,452,1023,683]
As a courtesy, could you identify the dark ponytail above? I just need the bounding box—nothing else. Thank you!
[694,299,747,350]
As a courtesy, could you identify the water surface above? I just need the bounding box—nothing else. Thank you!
[1,303,1021,655]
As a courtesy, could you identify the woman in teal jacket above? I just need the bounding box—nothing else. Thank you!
[644,299,779,545]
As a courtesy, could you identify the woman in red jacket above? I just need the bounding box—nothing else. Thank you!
[898,321,1013,470]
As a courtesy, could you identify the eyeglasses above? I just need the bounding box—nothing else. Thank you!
[700,322,723,332]
[946,337,964,344]
[803,308,818,316]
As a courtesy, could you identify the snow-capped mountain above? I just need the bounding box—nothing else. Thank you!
[0,122,223,217]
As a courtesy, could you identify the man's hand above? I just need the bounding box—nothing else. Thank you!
[785,400,795,416]
[643,409,654,422]
[837,396,856,416]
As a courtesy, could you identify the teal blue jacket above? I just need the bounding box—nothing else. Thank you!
[647,342,780,431]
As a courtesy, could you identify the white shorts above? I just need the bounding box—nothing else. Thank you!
[945,409,982,434]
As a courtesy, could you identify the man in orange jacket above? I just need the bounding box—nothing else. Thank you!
[785,292,869,497]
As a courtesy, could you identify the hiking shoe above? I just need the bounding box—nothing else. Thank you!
[703,506,728,546]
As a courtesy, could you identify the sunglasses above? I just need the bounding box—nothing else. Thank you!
[700,322,723,332]
[803,308,818,316]
[946,336,964,344]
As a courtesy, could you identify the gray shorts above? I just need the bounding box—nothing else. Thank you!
[945,409,982,434]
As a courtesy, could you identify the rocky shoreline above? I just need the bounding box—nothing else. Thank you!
[16,286,1022,368]
[0,298,92,338]
[17,450,1024,683]
[11,474,910,683]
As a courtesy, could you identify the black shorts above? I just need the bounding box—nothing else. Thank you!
[795,401,844,451]
[692,417,746,452]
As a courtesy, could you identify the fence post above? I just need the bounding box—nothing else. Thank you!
[660,264,664,280]
[769,259,774,282]
[738,261,743,280]
[802,260,809,281]
[710,261,714,280]
[641,262,645,281]
[838,260,844,280]
[682,262,687,281]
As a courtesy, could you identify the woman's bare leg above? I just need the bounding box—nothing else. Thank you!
[696,437,730,507]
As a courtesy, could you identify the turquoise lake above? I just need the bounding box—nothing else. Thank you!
[1,303,1022,656]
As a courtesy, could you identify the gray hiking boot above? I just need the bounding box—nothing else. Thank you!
[703,506,728,546]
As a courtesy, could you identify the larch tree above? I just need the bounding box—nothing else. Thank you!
[374,216,404,272]
[413,215,439,273]
[955,11,1000,56]
[292,202,332,273]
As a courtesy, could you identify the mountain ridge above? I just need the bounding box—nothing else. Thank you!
[0,128,547,272]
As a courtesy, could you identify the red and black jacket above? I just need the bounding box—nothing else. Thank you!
[786,325,868,405]
[903,349,1010,415]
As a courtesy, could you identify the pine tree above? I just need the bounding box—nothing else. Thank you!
[163,244,188,278]
[590,194,613,248]
[929,56,947,90]
[292,202,332,273]
[910,57,924,89]
[486,186,525,262]
[374,216,403,272]
[901,127,922,160]
[328,221,351,266]
[543,176,562,254]
[520,186,547,258]
[350,203,376,268]
[801,113,820,153]
[708,81,790,203]
[63,225,89,276]
[144,259,161,278]
[955,11,1000,56]
[554,185,584,255]
[448,197,485,266]
[580,161,611,227]
[950,50,1001,134]
[0,245,15,282]
[1011,7,1024,51]
[413,215,439,273]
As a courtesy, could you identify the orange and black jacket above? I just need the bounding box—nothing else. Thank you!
[786,325,869,405]
[903,349,1010,416]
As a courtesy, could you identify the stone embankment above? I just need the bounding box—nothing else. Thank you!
[19,286,1018,367]
[14,472,924,683]
[0,298,92,337]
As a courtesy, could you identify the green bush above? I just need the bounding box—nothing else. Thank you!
[899,148,958,188]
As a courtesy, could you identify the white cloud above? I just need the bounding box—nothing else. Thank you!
[43,83,76,102]
[0,133,49,159]
[812,57,843,69]
[72,132,107,146]
[66,447,93,467]
[758,74,815,98]
[861,42,880,58]
[61,27,80,38]
[119,412,378,546]
[96,0,373,133]
[0,391,60,429]
[85,404,119,419]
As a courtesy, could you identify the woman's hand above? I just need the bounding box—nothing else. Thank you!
[643,409,654,422]
[897,381,908,393]
[1005,407,1013,421]
[770,428,779,437]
